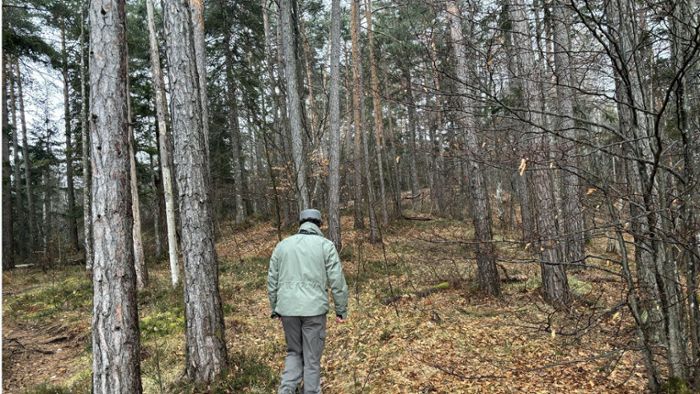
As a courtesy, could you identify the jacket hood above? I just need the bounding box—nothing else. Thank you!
[298,221,323,236]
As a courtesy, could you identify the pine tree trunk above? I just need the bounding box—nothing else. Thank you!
[280,0,310,212]
[150,154,163,259]
[327,0,342,250]
[446,0,501,296]
[401,65,420,204]
[364,0,389,226]
[62,18,80,253]
[507,0,568,306]
[8,63,24,254]
[552,2,585,268]
[2,60,14,269]
[188,0,210,167]
[15,60,35,252]
[79,1,92,271]
[163,0,229,382]
[351,0,365,230]
[351,0,380,242]
[146,0,180,287]
[88,1,142,391]
[128,104,148,290]
[223,24,248,224]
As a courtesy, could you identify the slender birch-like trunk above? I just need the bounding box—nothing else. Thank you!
[146,0,179,286]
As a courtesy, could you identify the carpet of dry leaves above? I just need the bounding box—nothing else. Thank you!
[3,215,648,393]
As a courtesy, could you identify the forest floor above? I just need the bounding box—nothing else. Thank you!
[2,214,648,393]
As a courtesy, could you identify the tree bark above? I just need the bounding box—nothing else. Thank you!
[507,0,569,307]
[327,0,342,250]
[146,0,179,287]
[280,0,310,212]
[351,0,365,230]
[446,0,501,296]
[62,17,80,253]
[88,1,142,391]
[401,65,420,204]
[365,0,389,226]
[163,0,229,382]
[2,60,14,269]
[8,66,24,254]
[150,154,162,259]
[128,98,147,290]
[223,21,248,224]
[188,0,210,169]
[79,1,92,271]
[552,1,585,268]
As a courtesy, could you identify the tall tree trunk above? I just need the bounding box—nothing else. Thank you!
[79,1,92,271]
[351,0,365,230]
[507,0,568,307]
[146,0,179,286]
[128,94,147,290]
[223,22,248,224]
[552,1,585,268]
[2,60,14,269]
[62,18,80,253]
[446,0,501,296]
[163,0,229,382]
[401,65,420,204]
[88,1,142,391]
[8,62,24,253]
[365,0,389,226]
[327,0,342,250]
[188,0,210,169]
[15,60,35,252]
[150,154,163,259]
[280,0,310,212]
[352,0,380,242]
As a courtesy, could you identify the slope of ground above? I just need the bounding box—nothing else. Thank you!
[2,216,647,393]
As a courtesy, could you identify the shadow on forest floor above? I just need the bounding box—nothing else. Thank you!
[3,215,647,393]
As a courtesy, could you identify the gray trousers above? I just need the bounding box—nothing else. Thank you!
[278,315,327,394]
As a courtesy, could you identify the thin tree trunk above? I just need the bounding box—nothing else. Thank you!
[146,0,179,286]
[507,0,568,306]
[446,0,501,296]
[125,56,147,290]
[88,1,142,391]
[365,0,389,226]
[223,22,248,224]
[552,1,585,268]
[327,0,342,250]
[2,60,14,269]
[280,0,310,211]
[8,62,24,254]
[150,154,163,259]
[351,0,365,230]
[401,65,420,204]
[15,60,35,251]
[352,0,380,242]
[62,18,80,253]
[78,1,92,270]
[163,0,229,382]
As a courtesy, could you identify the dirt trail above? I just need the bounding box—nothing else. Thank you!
[3,317,88,392]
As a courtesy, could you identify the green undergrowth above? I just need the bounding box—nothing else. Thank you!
[169,352,278,393]
[4,267,92,325]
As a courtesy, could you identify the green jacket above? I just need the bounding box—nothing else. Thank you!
[268,222,349,318]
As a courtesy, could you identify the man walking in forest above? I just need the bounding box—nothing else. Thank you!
[268,209,349,394]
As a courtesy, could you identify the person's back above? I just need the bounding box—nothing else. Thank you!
[268,209,348,394]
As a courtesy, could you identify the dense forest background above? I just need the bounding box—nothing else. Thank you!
[2,0,699,392]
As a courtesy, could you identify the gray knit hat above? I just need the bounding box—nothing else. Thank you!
[299,209,322,223]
